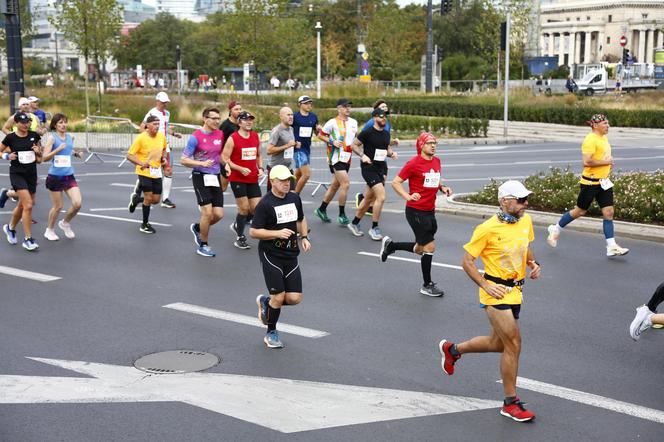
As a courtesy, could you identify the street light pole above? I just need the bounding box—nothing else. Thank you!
[425,0,433,93]
[503,1,511,138]
[316,21,322,99]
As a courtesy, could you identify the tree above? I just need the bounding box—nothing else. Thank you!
[50,0,123,113]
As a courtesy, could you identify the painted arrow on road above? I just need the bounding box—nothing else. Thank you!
[0,357,500,433]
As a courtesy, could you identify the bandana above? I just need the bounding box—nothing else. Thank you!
[497,210,520,224]
[587,113,607,126]
[416,132,437,154]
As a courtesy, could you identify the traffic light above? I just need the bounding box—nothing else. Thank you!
[622,48,629,65]
[441,0,454,15]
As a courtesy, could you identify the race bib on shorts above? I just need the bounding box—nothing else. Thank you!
[18,150,36,164]
[203,174,220,187]
[274,203,298,224]
[149,167,162,178]
[241,147,257,160]
[373,149,387,161]
[284,147,294,159]
[338,150,351,163]
[299,127,312,138]
[53,155,71,168]
[600,178,613,190]
[423,171,441,188]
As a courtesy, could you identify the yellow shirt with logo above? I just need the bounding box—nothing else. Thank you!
[128,132,167,178]
[580,132,611,185]
[463,214,535,306]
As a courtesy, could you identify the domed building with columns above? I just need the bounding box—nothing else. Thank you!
[539,0,664,66]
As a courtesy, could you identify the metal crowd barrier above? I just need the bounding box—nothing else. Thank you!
[84,116,139,166]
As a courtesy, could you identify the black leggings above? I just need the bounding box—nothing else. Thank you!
[646,283,664,313]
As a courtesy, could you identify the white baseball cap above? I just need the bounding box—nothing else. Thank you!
[497,180,533,200]
[155,91,170,103]
[28,96,39,102]
[269,164,295,181]
[18,97,30,106]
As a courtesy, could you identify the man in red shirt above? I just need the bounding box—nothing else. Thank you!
[380,132,452,297]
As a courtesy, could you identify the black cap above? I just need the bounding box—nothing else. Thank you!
[238,111,255,121]
[336,98,352,107]
[145,115,160,124]
[372,108,388,118]
[13,112,31,124]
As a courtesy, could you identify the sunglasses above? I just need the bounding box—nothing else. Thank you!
[505,196,529,204]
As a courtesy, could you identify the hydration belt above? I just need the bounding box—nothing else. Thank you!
[581,175,600,182]
[484,273,525,287]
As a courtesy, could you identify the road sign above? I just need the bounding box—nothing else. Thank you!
[620,36,627,47]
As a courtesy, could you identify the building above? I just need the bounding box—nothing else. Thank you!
[153,0,197,21]
[539,0,664,66]
[194,0,225,16]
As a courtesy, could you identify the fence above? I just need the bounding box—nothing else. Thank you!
[84,116,139,165]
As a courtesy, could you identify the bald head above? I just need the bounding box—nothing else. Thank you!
[279,106,294,126]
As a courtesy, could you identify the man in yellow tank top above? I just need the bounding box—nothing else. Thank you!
[546,114,628,257]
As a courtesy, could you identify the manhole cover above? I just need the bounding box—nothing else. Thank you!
[134,350,220,374]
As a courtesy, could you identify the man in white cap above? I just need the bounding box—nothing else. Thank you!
[2,97,44,135]
[28,96,47,125]
[129,92,181,212]
[438,180,541,423]
[250,164,310,349]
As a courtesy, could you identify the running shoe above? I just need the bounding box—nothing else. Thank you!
[190,223,202,247]
[140,223,156,234]
[196,244,216,257]
[368,227,383,241]
[313,208,331,223]
[500,398,535,422]
[161,198,176,209]
[128,192,140,213]
[0,188,8,208]
[380,236,393,262]
[256,294,269,325]
[366,208,373,217]
[355,192,364,208]
[229,222,239,236]
[607,244,629,257]
[264,330,284,348]
[629,305,654,341]
[438,339,460,376]
[546,224,560,248]
[234,235,250,249]
[337,214,350,225]
[3,224,17,245]
[421,282,444,297]
[58,220,75,239]
[22,237,39,251]
[44,228,60,241]
[347,223,363,237]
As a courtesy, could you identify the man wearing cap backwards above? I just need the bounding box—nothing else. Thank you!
[292,95,321,194]
[222,111,264,250]
[547,113,628,257]
[2,97,44,135]
[313,98,358,225]
[266,107,298,192]
[251,164,310,348]
[126,115,167,234]
[439,180,541,423]
[28,97,47,124]
[348,107,397,241]
[380,133,450,296]
[1,112,43,251]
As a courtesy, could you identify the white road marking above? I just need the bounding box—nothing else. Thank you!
[89,207,131,212]
[163,302,329,338]
[358,252,481,273]
[76,212,172,226]
[506,376,664,425]
[0,266,61,282]
[0,357,501,433]
[110,182,136,188]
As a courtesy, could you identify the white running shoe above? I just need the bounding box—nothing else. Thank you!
[546,224,560,248]
[606,244,629,257]
[58,220,75,239]
[44,228,60,241]
[629,305,653,341]
[347,223,364,237]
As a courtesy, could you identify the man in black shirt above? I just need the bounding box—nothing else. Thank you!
[250,165,311,348]
[349,108,396,241]
[219,100,242,191]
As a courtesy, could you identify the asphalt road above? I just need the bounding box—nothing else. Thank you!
[0,140,663,441]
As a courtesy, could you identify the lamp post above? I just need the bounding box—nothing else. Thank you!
[503,1,511,138]
[315,21,322,98]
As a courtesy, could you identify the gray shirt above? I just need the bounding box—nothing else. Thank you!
[267,124,294,168]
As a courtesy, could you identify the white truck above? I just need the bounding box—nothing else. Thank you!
[575,67,658,95]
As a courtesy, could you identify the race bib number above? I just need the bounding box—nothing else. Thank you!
[373,149,387,162]
[299,127,312,138]
[241,147,257,160]
[338,150,351,163]
[203,174,220,187]
[600,177,613,190]
[284,147,294,159]
[423,171,441,188]
[18,150,36,164]
[274,203,298,224]
[53,155,71,168]
[149,167,162,178]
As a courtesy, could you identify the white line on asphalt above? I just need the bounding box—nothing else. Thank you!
[0,265,61,282]
[163,302,329,338]
[109,183,135,188]
[89,207,130,212]
[357,252,480,273]
[76,212,172,226]
[506,376,664,425]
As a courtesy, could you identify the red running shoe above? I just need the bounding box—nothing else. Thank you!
[500,398,535,422]
[439,339,460,375]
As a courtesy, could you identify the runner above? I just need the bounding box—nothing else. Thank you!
[546,113,629,257]
[380,132,451,296]
[222,111,264,250]
[313,98,358,225]
[266,107,298,192]
[181,107,229,257]
[250,165,310,348]
[220,100,243,192]
[1,112,42,251]
[41,113,82,241]
[292,95,320,194]
[2,97,43,135]
[126,115,167,234]
[630,282,664,340]
[439,180,541,423]
[29,96,47,124]
[348,107,396,240]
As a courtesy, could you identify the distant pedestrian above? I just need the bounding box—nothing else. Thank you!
[565,75,577,93]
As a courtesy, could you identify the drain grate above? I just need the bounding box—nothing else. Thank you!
[134,350,220,374]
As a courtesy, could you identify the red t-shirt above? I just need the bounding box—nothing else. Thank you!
[229,131,260,183]
[398,155,442,211]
